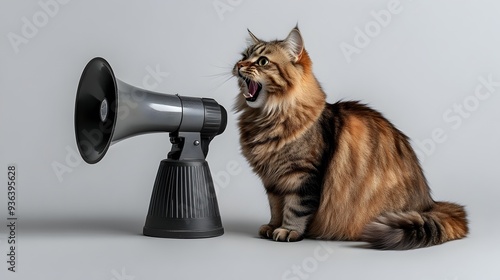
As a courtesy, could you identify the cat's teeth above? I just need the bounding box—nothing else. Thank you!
[243,92,253,98]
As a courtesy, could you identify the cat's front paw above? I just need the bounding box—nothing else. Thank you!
[259,224,277,239]
[272,228,303,242]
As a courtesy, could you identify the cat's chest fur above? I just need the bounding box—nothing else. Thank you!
[238,109,326,187]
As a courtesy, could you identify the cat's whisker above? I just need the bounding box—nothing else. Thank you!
[206,75,237,95]
[208,62,236,71]
[201,72,233,78]
[218,75,236,87]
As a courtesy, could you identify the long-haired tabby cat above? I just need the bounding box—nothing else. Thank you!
[232,27,468,250]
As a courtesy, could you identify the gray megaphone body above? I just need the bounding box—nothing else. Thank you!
[75,57,227,238]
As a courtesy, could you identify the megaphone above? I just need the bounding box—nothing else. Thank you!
[74,57,227,238]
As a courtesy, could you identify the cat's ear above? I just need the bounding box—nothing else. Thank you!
[283,27,304,62]
[247,29,261,45]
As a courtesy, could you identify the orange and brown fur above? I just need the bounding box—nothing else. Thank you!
[233,27,468,250]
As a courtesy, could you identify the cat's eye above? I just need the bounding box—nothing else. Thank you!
[257,56,269,66]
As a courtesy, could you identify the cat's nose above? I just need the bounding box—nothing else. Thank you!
[237,61,250,69]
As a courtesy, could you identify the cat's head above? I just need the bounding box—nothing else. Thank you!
[233,27,313,111]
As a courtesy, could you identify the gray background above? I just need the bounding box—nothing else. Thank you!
[1,0,500,279]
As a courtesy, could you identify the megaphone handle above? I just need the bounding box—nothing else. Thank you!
[168,132,206,160]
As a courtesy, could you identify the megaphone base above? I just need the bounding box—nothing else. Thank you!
[143,159,224,239]
[143,217,224,239]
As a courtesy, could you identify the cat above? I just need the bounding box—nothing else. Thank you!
[232,27,468,250]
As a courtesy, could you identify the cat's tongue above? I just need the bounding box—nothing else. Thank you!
[245,80,259,98]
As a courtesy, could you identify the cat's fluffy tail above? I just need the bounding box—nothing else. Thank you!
[361,202,468,250]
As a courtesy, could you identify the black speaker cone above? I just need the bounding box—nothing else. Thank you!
[75,57,117,164]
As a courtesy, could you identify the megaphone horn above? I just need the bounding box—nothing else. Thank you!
[75,57,226,164]
[74,57,227,238]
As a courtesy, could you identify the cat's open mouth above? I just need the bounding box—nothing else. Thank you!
[243,79,262,102]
